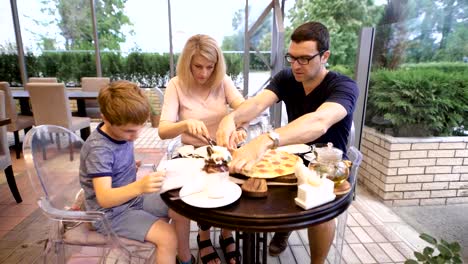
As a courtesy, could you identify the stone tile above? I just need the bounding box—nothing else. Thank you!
[346,213,359,227]
[363,226,387,243]
[350,227,374,243]
[379,242,406,262]
[373,225,403,242]
[351,212,372,226]
[342,243,362,264]
[349,244,376,263]
[288,230,303,246]
[363,243,392,263]
[393,241,416,259]
[290,245,310,264]
[345,227,360,244]
[0,204,38,217]
[0,216,26,231]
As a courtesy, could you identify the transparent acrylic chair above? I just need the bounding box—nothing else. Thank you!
[23,125,155,264]
[330,146,363,264]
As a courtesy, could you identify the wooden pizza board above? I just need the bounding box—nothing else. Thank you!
[230,173,297,184]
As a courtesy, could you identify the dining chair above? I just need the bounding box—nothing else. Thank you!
[23,125,155,263]
[0,82,35,159]
[80,77,110,119]
[28,77,58,83]
[332,146,363,264]
[0,91,22,203]
[25,82,91,140]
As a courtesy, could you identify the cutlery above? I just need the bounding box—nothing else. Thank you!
[202,135,217,146]
[170,190,203,200]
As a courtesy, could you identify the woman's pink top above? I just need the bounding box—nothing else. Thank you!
[160,75,243,147]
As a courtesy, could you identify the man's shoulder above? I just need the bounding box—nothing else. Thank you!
[327,71,358,90]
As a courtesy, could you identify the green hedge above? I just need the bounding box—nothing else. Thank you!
[0,51,251,87]
[366,64,468,137]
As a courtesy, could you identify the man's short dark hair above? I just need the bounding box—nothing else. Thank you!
[291,21,329,52]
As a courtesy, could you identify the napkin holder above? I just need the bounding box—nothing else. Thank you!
[294,178,336,210]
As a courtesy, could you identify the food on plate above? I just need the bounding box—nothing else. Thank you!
[241,178,268,198]
[276,144,311,154]
[203,146,231,173]
[241,149,301,178]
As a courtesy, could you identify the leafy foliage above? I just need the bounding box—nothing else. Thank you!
[366,64,468,137]
[0,51,244,88]
[405,233,463,264]
[37,0,132,51]
[287,0,383,66]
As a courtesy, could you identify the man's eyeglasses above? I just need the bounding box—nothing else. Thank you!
[285,51,324,65]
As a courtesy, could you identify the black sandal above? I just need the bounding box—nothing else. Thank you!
[197,234,220,264]
[176,254,196,264]
[219,234,241,264]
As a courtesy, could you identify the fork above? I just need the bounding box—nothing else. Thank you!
[170,190,203,200]
[202,135,217,146]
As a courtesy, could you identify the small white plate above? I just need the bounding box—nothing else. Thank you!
[179,181,242,208]
[277,144,311,154]
[193,146,209,159]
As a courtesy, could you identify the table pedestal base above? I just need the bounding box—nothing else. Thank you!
[237,231,268,264]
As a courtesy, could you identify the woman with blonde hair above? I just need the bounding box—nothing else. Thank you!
[159,34,244,264]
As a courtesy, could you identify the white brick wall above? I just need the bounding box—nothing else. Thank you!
[359,127,468,206]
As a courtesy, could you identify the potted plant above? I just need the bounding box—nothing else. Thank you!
[149,102,160,128]
[405,233,463,264]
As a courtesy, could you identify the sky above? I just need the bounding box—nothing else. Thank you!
[0,0,289,53]
[1,0,386,54]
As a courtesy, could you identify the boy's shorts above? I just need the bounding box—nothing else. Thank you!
[95,192,169,242]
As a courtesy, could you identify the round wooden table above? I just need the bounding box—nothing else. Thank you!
[161,183,354,263]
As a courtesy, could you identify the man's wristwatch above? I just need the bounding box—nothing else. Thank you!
[267,131,280,149]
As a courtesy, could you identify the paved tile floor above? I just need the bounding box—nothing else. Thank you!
[0,122,429,263]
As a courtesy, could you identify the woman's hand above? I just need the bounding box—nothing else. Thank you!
[184,119,209,138]
[231,127,247,147]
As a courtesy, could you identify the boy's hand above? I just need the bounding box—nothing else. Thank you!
[139,171,165,193]
[135,160,142,172]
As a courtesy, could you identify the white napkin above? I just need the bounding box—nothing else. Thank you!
[158,158,204,193]
[295,162,321,186]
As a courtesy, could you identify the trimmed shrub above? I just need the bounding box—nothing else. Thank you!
[366,65,468,137]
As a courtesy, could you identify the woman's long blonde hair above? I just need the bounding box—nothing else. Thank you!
[176,34,226,89]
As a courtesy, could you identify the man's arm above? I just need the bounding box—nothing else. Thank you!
[229,102,347,173]
[216,89,278,148]
[274,102,347,145]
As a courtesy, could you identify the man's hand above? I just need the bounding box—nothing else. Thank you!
[138,171,165,194]
[216,114,237,149]
[228,135,270,173]
[185,119,209,138]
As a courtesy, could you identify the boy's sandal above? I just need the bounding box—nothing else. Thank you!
[197,234,220,264]
[219,234,241,264]
[176,254,196,264]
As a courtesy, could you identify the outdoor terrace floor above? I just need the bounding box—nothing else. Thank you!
[0,122,429,263]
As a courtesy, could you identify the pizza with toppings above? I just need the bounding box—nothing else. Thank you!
[241,149,301,178]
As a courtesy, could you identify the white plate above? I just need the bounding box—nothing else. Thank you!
[277,144,311,154]
[193,146,209,159]
[179,181,242,208]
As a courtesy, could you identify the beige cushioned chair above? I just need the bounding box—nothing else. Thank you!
[0,82,35,159]
[25,82,91,140]
[28,77,58,83]
[81,77,110,119]
[0,91,22,203]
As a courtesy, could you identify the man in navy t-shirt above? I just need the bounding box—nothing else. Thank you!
[216,21,359,263]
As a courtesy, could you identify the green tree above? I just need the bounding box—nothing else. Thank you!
[37,0,133,51]
[287,0,383,66]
